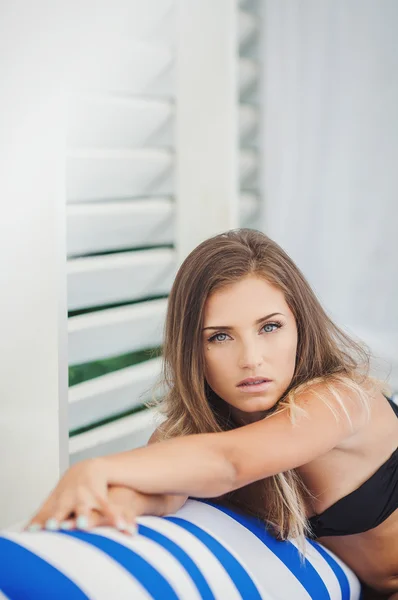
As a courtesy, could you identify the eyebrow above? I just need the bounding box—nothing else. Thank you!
[202,312,284,331]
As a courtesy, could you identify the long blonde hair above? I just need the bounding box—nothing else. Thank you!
[152,229,383,545]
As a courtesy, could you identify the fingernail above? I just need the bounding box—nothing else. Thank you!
[60,521,72,531]
[44,518,59,531]
[76,515,88,530]
[27,523,42,532]
[126,523,137,536]
[116,519,127,531]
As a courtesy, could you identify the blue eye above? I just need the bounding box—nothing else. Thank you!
[209,332,230,343]
[262,321,282,333]
[207,321,283,344]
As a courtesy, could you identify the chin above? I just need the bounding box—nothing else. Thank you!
[241,396,278,412]
[232,398,279,422]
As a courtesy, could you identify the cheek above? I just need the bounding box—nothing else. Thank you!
[204,350,230,384]
[273,334,297,370]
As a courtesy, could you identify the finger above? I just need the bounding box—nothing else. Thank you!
[26,495,74,532]
[60,508,101,532]
[25,498,56,531]
[74,504,93,531]
[59,518,75,531]
[46,501,75,531]
[95,495,118,525]
[97,497,137,536]
[24,520,43,533]
[73,487,107,530]
[111,508,138,536]
[120,515,137,537]
[87,509,103,530]
[25,507,57,532]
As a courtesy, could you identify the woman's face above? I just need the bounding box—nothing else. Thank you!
[203,275,298,424]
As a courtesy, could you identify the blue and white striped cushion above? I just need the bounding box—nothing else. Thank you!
[0,499,361,599]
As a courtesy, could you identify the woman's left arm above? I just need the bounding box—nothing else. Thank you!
[105,383,364,494]
[29,384,365,527]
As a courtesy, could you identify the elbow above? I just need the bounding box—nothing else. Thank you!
[195,442,238,498]
[219,456,239,495]
[207,450,238,497]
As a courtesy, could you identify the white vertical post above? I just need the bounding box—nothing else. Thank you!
[176,0,239,261]
[0,2,69,528]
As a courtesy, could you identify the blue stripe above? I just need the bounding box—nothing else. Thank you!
[204,502,332,600]
[138,524,216,600]
[308,539,351,600]
[62,530,179,600]
[0,537,88,600]
[166,516,262,600]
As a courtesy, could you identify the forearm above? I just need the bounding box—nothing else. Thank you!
[102,433,237,498]
[109,485,187,517]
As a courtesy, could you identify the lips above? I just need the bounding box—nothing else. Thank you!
[237,376,272,387]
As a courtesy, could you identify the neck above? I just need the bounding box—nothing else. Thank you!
[229,407,269,426]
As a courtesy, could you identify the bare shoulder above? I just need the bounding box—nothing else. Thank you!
[350,383,398,453]
[296,375,373,430]
[221,376,375,484]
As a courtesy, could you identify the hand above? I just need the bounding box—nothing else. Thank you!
[64,488,187,536]
[25,458,115,533]
[58,487,150,536]
[89,487,150,535]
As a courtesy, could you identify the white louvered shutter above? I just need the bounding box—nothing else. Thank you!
[239,0,262,228]
[67,1,264,464]
[67,1,176,463]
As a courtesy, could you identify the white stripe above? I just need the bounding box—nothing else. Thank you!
[316,543,362,600]
[176,500,312,600]
[138,515,243,600]
[99,527,202,600]
[290,538,342,600]
[0,591,10,600]
[3,532,152,600]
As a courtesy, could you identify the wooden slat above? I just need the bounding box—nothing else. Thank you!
[67,194,256,258]
[240,148,258,187]
[69,357,162,432]
[89,0,174,42]
[241,192,260,228]
[69,408,159,464]
[239,104,259,143]
[77,38,174,96]
[239,0,261,12]
[68,298,167,365]
[67,149,254,205]
[239,58,259,94]
[67,96,173,149]
[67,248,176,311]
[67,198,174,257]
[67,148,174,202]
[239,10,259,48]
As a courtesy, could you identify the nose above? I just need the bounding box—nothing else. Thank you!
[238,339,264,370]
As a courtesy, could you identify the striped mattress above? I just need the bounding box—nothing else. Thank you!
[0,499,361,599]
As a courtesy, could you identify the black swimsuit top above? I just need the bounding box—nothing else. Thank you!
[308,396,398,538]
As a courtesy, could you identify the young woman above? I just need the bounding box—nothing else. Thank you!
[28,229,398,599]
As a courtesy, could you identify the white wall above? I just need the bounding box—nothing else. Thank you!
[0,2,70,528]
[261,0,398,390]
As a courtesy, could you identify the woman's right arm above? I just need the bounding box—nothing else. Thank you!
[95,428,188,533]
[143,428,189,515]
[104,428,188,531]
[34,429,188,533]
